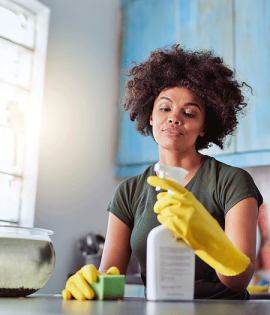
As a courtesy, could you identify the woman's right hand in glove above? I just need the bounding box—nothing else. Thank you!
[62,265,120,300]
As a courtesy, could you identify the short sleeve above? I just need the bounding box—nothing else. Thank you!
[217,167,263,214]
[106,179,134,229]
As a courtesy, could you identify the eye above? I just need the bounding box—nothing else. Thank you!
[159,107,171,112]
[184,111,196,118]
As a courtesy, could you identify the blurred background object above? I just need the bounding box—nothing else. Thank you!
[79,233,105,270]
[256,204,270,271]
[250,204,270,288]
[79,233,105,257]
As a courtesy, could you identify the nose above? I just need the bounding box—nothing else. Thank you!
[168,117,181,125]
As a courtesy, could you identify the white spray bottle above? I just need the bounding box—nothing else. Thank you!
[146,163,195,301]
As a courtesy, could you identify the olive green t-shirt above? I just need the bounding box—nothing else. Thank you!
[107,156,263,299]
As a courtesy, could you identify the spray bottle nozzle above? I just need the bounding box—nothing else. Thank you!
[154,163,189,193]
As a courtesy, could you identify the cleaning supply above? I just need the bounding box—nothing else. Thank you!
[62,265,124,300]
[153,163,188,194]
[247,285,269,293]
[89,275,125,299]
[147,163,195,301]
[147,175,250,276]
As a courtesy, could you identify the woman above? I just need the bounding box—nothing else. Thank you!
[63,45,263,300]
[99,45,263,300]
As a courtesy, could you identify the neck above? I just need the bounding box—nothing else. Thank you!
[158,149,203,185]
[159,150,202,171]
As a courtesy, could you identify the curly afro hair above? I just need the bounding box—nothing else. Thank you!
[123,44,250,150]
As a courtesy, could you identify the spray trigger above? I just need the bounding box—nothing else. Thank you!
[154,163,189,194]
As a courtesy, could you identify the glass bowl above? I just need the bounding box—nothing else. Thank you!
[0,226,56,297]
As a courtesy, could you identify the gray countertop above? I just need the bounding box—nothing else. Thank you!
[1,294,270,315]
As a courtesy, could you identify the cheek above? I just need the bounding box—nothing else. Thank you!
[150,123,159,142]
[189,123,204,138]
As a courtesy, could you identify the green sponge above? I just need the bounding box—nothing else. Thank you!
[89,275,125,300]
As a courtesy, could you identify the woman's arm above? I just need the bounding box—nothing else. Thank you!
[99,213,132,275]
[216,197,259,291]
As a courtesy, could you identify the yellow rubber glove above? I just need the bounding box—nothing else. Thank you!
[62,265,120,300]
[147,176,250,276]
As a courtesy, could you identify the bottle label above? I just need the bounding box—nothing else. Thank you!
[158,242,195,299]
[147,226,195,300]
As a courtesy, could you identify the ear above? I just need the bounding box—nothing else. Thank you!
[150,114,153,126]
[199,125,206,137]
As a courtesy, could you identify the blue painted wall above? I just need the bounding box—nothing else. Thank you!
[116,0,270,177]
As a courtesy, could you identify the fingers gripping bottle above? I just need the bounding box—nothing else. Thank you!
[146,164,195,301]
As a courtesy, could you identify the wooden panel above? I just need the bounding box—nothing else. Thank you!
[214,150,270,168]
[116,0,270,176]
[115,162,153,178]
[235,0,270,152]
[176,0,233,59]
[117,0,177,170]
[175,0,235,156]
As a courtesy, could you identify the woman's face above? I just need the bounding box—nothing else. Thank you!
[150,86,206,155]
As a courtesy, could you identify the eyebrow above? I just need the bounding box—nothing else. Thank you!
[158,97,202,112]
[184,103,202,112]
[158,96,172,103]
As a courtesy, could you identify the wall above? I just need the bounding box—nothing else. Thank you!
[34,0,122,294]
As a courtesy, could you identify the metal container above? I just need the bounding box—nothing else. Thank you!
[0,226,56,297]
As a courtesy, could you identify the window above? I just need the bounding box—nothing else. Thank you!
[0,0,50,226]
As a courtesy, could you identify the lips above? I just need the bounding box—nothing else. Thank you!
[163,127,183,137]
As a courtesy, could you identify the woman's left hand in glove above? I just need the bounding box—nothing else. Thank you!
[147,175,250,276]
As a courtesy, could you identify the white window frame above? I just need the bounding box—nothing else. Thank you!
[0,0,50,227]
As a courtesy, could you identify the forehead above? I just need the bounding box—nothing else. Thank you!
[153,86,206,119]
[156,86,197,100]
[154,86,205,111]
